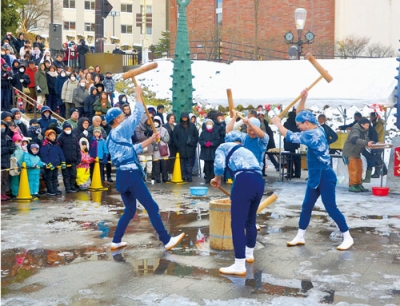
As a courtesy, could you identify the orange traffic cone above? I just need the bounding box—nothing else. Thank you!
[89,158,108,191]
[15,162,34,201]
[171,153,185,184]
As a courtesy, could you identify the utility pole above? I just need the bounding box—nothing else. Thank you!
[141,0,149,63]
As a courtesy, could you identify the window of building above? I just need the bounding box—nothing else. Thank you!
[85,23,95,32]
[63,21,76,30]
[140,26,152,35]
[63,0,75,9]
[121,3,133,13]
[216,0,222,25]
[121,25,133,34]
[140,5,152,14]
[84,1,95,10]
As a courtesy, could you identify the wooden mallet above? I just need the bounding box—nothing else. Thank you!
[226,89,244,119]
[122,62,159,134]
[278,53,333,118]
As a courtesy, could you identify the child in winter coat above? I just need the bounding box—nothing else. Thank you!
[89,127,108,183]
[151,116,170,183]
[76,138,94,190]
[10,132,25,197]
[39,129,66,196]
[199,119,221,184]
[57,122,81,193]
[1,121,16,200]
[22,143,46,197]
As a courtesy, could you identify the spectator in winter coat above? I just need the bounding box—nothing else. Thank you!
[73,79,89,116]
[118,94,128,105]
[61,73,78,119]
[14,33,26,56]
[199,119,221,184]
[31,46,42,66]
[163,113,176,178]
[258,110,280,173]
[22,143,46,197]
[12,63,31,98]
[57,122,81,193]
[33,35,45,53]
[38,106,60,134]
[87,115,107,139]
[46,65,58,112]
[156,105,165,124]
[11,59,20,74]
[172,112,199,182]
[283,111,301,179]
[10,108,28,136]
[76,39,89,69]
[93,92,111,116]
[39,129,66,196]
[83,87,98,120]
[76,138,94,190]
[72,117,90,143]
[89,127,109,183]
[54,69,69,117]
[1,121,16,200]
[25,61,37,112]
[34,62,49,106]
[27,118,43,146]
[53,53,65,70]
[121,103,131,117]
[1,62,14,111]
[151,116,170,183]
[65,108,79,129]
[10,132,25,197]
[102,71,115,95]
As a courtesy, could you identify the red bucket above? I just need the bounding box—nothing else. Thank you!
[371,187,390,196]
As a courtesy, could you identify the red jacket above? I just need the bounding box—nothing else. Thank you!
[25,66,38,88]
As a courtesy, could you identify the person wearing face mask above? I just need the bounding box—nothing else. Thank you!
[118,94,128,106]
[93,92,112,116]
[73,78,89,117]
[53,69,67,117]
[83,87,98,120]
[151,116,170,183]
[61,73,78,119]
[199,119,220,184]
[22,143,46,197]
[10,108,28,136]
[34,62,49,107]
[172,112,199,182]
[72,117,91,143]
[1,121,16,201]
[12,64,31,101]
[57,122,81,193]
[25,61,38,113]
[163,113,176,180]
[1,62,14,111]
[46,65,58,112]
[38,106,60,135]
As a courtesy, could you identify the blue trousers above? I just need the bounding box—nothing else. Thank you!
[299,167,349,232]
[230,172,264,259]
[113,169,170,244]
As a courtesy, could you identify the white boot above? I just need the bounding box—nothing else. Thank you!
[245,247,254,263]
[337,230,354,250]
[219,258,246,276]
[287,229,306,246]
[165,233,185,250]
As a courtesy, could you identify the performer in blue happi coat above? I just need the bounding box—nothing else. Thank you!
[210,131,265,276]
[105,86,185,251]
[271,89,353,251]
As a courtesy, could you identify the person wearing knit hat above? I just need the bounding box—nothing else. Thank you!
[22,142,46,197]
[76,138,94,190]
[11,107,28,136]
[226,110,269,177]
[106,86,185,252]
[9,131,26,197]
[58,121,80,193]
[199,118,220,184]
[88,124,108,184]
[343,117,374,193]
[40,127,66,196]
[271,88,354,251]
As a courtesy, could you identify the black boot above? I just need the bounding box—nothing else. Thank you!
[382,164,388,176]
[53,178,62,195]
[69,177,78,192]
[46,180,56,196]
[64,179,72,193]
[371,166,382,178]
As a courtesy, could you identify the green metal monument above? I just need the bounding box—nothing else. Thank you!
[170,0,195,120]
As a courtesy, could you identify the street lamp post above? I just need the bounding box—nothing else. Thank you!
[109,11,120,37]
[284,8,315,60]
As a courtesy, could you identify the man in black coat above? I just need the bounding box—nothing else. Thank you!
[1,120,16,200]
[12,63,31,94]
[77,39,89,69]
[283,111,301,179]
[172,112,199,182]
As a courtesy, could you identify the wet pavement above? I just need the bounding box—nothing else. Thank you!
[1,168,400,306]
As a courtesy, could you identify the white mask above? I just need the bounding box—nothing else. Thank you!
[65,130,71,135]
[70,77,76,81]
[80,83,86,88]
[19,68,24,73]
[206,124,213,130]
[154,122,160,128]
[61,73,66,77]
[122,98,127,102]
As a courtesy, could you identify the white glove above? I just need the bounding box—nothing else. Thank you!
[83,130,88,136]
[20,79,24,83]
[36,86,41,91]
